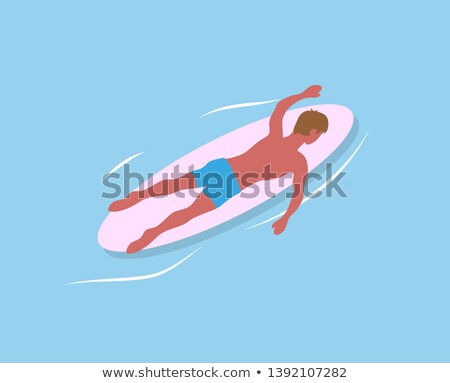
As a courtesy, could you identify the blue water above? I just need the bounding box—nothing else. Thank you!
[1,1,449,362]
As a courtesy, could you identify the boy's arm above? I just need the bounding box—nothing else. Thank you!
[269,85,322,137]
[272,159,308,235]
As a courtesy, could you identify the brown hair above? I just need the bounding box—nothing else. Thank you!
[293,109,328,135]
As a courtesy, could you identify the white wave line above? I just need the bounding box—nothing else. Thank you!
[64,247,202,286]
[201,99,279,117]
[101,151,144,181]
[245,131,369,230]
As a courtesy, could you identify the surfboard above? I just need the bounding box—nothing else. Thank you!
[98,104,354,252]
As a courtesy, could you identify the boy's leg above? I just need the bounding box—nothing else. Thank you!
[109,173,196,212]
[127,193,215,253]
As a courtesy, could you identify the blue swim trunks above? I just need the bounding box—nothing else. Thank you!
[193,158,241,208]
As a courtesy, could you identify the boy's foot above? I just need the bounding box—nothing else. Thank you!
[108,191,142,212]
[126,229,158,254]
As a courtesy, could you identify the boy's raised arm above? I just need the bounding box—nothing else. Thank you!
[269,85,322,137]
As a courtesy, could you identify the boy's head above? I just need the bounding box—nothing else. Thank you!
[293,109,328,144]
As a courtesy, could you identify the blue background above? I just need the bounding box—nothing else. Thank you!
[1,1,449,362]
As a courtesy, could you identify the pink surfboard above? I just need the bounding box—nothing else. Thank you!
[98,104,354,252]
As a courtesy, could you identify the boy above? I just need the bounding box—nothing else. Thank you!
[109,85,328,253]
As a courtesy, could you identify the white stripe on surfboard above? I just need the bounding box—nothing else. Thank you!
[245,131,369,230]
[64,247,201,286]
[201,99,279,117]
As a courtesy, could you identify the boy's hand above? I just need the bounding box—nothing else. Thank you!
[301,85,322,98]
[272,216,289,235]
